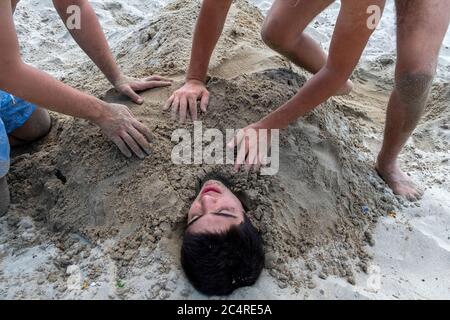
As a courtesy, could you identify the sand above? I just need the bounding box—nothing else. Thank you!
[0,0,449,300]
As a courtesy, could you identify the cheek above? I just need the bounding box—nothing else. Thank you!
[188,200,201,219]
[222,193,244,211]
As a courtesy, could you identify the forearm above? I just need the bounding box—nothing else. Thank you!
[53,0,122,85]
[0,62,106,122]
[260,0,386,129]
[259,67,350,129]
[186,0,233,82]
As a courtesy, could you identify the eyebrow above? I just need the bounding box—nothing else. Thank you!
[187,210,238,227]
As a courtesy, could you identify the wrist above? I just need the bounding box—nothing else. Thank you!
[185,76,205,85]
[110,71,126,88]
[86,98,110,124]
[257,116,285,130]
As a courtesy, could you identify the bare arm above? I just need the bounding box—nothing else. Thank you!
[52,0,171,104]
[0,1,105,121]
[0,1,152,159]
[52,0,121,85]
[164,0,233,122]
[258,0,386,129]
[186,0,233,82]
[228,0,386,171]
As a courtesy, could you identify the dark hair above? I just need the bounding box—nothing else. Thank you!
[181,215,265,296]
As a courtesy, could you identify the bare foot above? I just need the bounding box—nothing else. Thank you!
[0,177,10,216]
[335,80,354,96]
[375,160,424,201]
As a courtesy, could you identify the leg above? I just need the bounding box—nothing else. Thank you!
[261,0,353,95]
[0,176,9,216]
[11,0,20,12]
[8,107,51,147]
[376,0,450,200]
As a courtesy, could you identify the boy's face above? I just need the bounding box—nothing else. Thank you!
[187,180,245,234]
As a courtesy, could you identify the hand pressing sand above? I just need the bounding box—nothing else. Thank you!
[114,75,172,105]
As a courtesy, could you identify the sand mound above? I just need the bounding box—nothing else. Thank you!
[4,0,405,296]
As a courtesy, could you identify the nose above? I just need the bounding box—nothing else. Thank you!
[200,194,217,212]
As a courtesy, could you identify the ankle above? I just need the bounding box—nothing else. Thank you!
[376,154,399,172]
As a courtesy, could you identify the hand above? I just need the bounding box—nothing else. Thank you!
[227,122,273,172]
[163,79,209,123]
[114,75,172,105]
[94,103,153,159]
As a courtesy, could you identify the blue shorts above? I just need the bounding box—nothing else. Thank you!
[0,90,36,178]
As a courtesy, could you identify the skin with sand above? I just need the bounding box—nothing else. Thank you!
[0,0,172,161]
[0,0,448,299]
[165,0,450,201]
[187,179,245,234]
[0,0,173,215]
[375,0,450,201]
[181,174,264,295]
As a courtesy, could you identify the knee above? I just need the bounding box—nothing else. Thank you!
[396,70,435,104]
[32,108,52,141]
[0,177,10,216]
[261,18,291,51]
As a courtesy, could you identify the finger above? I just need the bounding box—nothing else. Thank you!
[253,153,262,172]
[179,96,188,123]
[188,96,198,121]
[121,86,144,105]
[121,132,146,159]
[164,95,175,111]
[127,126,151,156]
[200,91,209,113]
[227,129,245,150]
[235,136,249,172]
[133,81,172,91]
[171,96,180,120]
[132,120,153,142]
[246,142,258,172]
[257,131,269,169]
[112,136,132,158]
[145,75,173,82]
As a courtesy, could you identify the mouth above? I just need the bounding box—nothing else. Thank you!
[201,182,222,195]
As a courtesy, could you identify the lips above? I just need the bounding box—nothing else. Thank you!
[201,185,222,195]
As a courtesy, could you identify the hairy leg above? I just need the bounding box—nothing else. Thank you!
[0,176,10,216]
[376,0,450,201]
[8,107,51,147]
[262,0,353,95]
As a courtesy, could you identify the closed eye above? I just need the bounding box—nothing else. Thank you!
[187,210,238,227]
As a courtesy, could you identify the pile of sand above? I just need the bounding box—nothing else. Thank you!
[6,0,449,299]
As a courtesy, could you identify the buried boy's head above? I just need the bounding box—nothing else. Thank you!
[181,175,264,296]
